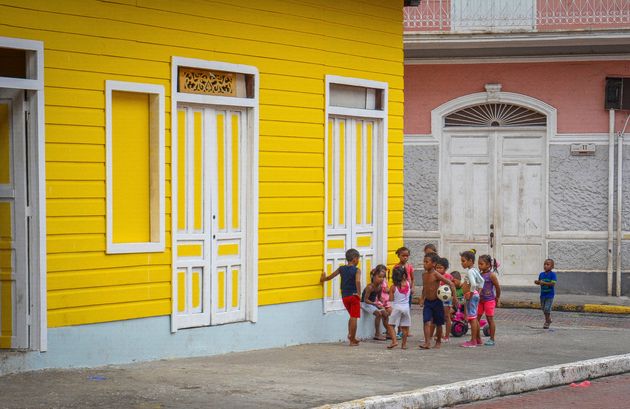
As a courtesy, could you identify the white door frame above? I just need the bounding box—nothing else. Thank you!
[170,57,259,332]
[432,90,556,271]
[0,36,46,351]
[323,76,388,312]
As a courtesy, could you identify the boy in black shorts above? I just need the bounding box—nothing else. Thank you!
[420,253,458,350]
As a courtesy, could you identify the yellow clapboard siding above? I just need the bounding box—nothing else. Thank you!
[259,285,323,306]
[46,143,104,163]
[47,198,104,217]
[260,135,323,153]
[46,162,105,181]
[259,152,323,168]
[48,282,171,309]
[259,89,322,109]
[260,167,322,183]
[260,197,323,213]
[47,251,171,273]
[48,299,170,327]
[260,105,322,124]
[46,124,104,145]
[47,216,104,235]
[46,105,104,127]
[260,122,323,140]
[46,181,104,199]
[258,256,322,275]
[259,271,321,291]
[259,182,323,198]
[45,86,105,109]
[47,234,105,253]
[48,265,170,290]
[260,242,323,260]
[259,212,323,229]
[0,0,403,322]
[259,227,323,244]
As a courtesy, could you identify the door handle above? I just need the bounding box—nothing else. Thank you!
[489,232,494,249]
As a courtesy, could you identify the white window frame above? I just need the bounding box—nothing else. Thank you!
[0,36,46,351]
[105,80,165,254]
[170,57,259,332]
[323,75,389,312]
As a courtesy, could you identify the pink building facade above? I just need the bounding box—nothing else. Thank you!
[403,0,630,295]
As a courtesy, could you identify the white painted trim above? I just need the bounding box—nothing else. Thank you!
[551,133,611,144]
[404,134,438,145]
[546,231,609,240]
[0,36,46,351]
[405,54,630,65]
[171,57,259,331]
[105,80,166,254]
[404,231,441,239]
[323,75,388,313]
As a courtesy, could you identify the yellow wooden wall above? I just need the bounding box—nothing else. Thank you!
[0,0,404,327]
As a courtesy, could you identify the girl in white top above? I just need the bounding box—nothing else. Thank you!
[386,266,411,350]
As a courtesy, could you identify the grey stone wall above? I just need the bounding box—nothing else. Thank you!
[549,145,609,231]
[555,272,608,295]
[404,145,439,232]
[547,240,608,271]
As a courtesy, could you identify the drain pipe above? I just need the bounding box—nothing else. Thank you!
[617,114,630,296]
[607,109,615,296]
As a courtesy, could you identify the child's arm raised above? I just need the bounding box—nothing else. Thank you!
[491,273,501,307]
[320,267,340,283]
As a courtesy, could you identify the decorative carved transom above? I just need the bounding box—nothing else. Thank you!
[178,67,236,96]
[445,103,546,127]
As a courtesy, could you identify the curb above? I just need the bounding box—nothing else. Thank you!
[314,353,630,409]
[500,301,630,314]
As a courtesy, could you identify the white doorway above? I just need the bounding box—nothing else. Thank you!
[439,101,548,286]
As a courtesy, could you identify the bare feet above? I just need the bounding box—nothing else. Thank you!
[401,344,408,350]
[387,343,399,349]
[419,344,430,349]
[349,340,360,346]
[433,342,441,349]
[373,336,386,341]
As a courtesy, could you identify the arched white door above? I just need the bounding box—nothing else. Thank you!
[440,103,547,286]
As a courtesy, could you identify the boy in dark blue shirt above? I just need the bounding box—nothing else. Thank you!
[535,259,557,329]
[321,248,362,346]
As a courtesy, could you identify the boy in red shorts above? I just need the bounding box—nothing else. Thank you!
[321,248,362,346]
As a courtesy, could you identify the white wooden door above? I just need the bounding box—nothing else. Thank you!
[496,131,545,286]
[0,89,28,349]
[441,131,494,269]
[324,116,379,312]
[441,129,545,286]
[173,106,246,329]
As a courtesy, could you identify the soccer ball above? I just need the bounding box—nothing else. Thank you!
[437,285,452,302]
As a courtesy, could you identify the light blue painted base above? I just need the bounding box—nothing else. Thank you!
[0,300,377,375]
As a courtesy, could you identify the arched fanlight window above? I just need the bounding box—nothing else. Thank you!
[445,103,546,127]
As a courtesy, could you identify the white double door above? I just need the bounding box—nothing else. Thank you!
[173,105,247,329]
[324,116,382,312]
[441,129,545,286]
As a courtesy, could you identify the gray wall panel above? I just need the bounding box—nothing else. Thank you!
[549,145,608,231]
[547,240,607,271]
[404,145,439,232]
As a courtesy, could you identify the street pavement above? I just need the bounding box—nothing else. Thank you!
[0,307,629,409]
[451,372,630,408]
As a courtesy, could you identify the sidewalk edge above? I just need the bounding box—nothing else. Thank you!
[315,353,630,409]
[499,301,630,314]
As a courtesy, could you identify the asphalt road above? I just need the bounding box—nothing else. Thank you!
[451,372,630,408]
[0,308,628,409]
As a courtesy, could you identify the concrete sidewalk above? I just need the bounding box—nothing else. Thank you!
[498,290,630,314]
[1,308,629,408]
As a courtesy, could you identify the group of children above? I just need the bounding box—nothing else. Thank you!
[321,244,558,349]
